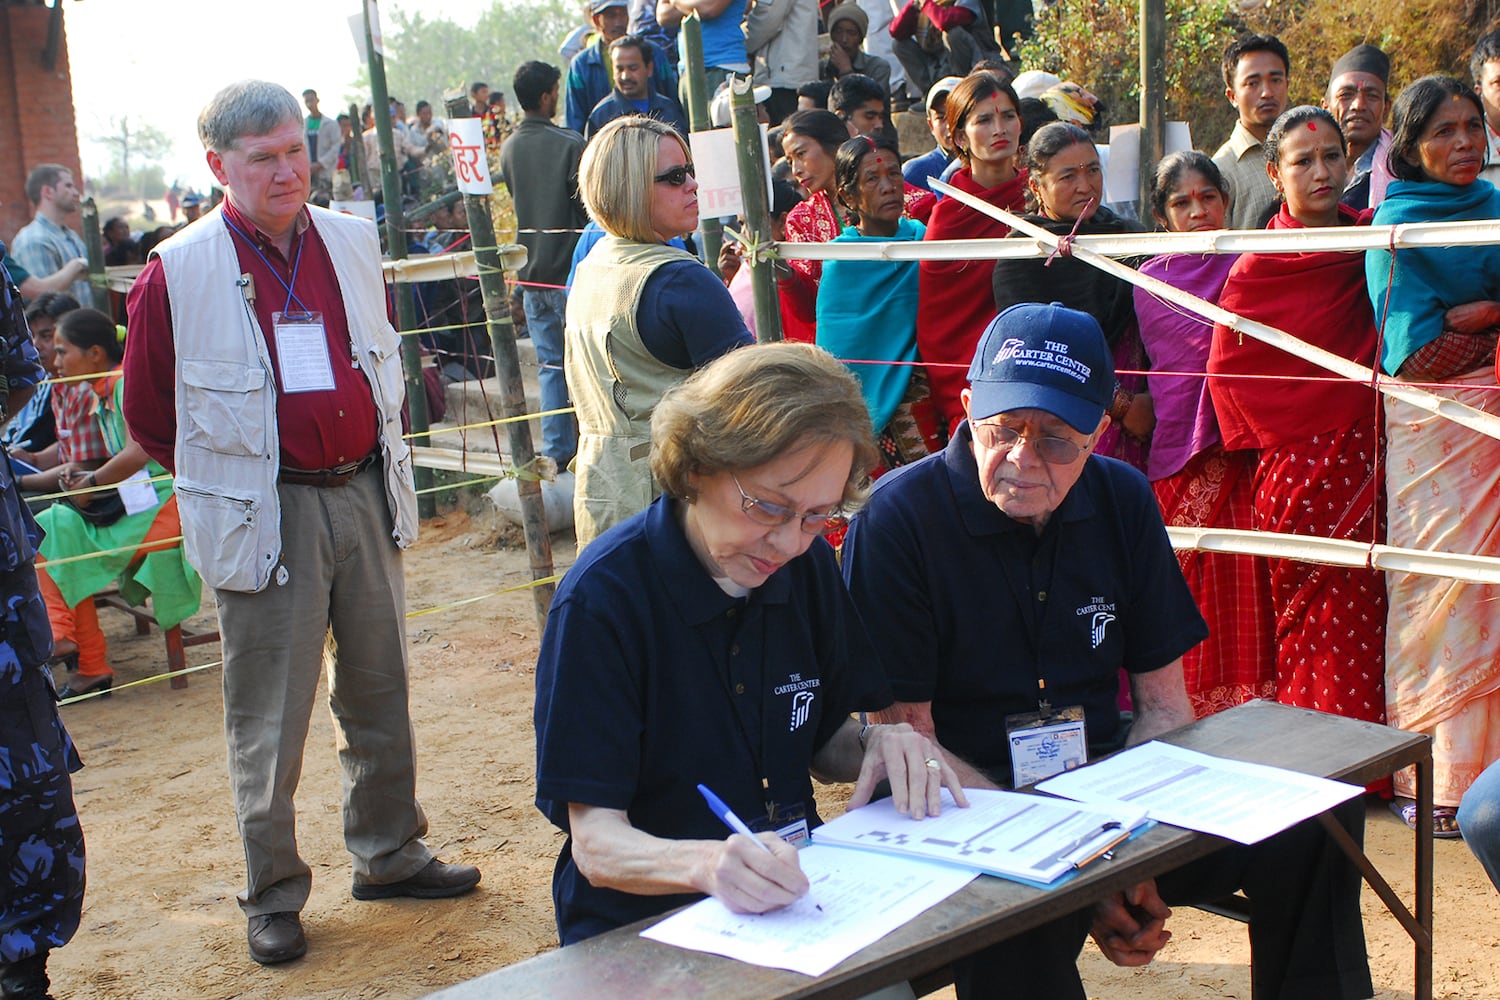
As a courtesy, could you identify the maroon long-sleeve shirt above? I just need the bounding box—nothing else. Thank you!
[123,200,381,473]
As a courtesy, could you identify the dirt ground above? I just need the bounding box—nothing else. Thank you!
[44,505,1500,999]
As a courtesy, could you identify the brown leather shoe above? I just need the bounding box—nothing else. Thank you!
[246,911,306,965]
[351,858,481,900]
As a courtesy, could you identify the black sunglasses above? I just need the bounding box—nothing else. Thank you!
[653,163,696,187]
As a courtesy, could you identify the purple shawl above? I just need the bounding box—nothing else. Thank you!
[1134,253,1239,481]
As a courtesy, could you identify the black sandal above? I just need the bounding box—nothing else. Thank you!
[58,673,112,701]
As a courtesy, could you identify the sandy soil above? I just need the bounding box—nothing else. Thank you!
[43,505,1500,999]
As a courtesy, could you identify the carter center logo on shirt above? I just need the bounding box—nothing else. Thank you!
[776,674,821,732]
[994,337,1092,387]
[1076,597,1117,649]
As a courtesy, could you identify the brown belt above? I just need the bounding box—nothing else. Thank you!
[279,451,378,488]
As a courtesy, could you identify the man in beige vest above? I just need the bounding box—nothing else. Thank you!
[122,80,479,968]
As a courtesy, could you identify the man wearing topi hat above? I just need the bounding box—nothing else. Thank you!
[1323,43,1394,210]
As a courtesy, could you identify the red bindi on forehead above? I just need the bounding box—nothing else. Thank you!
[1307,121,1317,131]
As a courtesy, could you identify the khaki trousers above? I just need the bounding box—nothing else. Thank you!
[217,466,430,916]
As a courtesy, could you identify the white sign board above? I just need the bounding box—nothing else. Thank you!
[446,118,493,195]
[329,200,378,221]
[689,125,773,221]
[1104,122,1193,205]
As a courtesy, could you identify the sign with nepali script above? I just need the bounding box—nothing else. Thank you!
[446,118,493,195]
[688,125,772,221]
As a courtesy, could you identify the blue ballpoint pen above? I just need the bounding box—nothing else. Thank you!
[697,784,776,855]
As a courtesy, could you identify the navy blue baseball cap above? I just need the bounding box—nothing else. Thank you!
[966,302,1116,433]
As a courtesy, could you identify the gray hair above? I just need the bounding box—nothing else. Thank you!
[198,80,303,152]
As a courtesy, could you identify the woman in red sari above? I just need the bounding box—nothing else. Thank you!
[915,72,1027,434]
[1135,152,1275,717]
[1207,106,1386,728]
[779,110,934,343]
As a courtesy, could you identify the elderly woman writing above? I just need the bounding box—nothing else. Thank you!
[1208,106,1387,736]
[535,343,966,948]
[1367,76,1500,837]
[1133,152,1275,717]
[566,116,753,548]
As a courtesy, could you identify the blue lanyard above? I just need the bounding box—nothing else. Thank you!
[222,216,312,316]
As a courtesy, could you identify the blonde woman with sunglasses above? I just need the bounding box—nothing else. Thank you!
[566,115,754,548]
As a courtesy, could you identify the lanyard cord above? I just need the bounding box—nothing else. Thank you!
[222,216,312,316]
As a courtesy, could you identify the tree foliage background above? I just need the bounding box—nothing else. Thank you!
[1018,0,1500,153]
[349,0,585,112]
[91,116,173,200]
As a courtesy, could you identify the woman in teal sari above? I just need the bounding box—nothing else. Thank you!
[1367,76,1500,836]
[816,136,941,473]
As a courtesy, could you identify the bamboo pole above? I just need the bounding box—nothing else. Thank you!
[364,0,435,518]
[1137,0,1165,218]
[728,77,781,342]
[79,197,110,313]
[681,14,724,278]
[443,94,555,628]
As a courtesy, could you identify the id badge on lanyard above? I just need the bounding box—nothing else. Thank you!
[749,800,811,848]
[273,311,336,394]
[1005,704,1087,788]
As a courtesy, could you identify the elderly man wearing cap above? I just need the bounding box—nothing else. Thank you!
[843,303,1373,1000]
[566,0,677,134]
[902,75,962,192]
[1322,44,1394,210]
[820,4,893,101]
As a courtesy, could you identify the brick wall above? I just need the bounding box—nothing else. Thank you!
[0,3,83,247]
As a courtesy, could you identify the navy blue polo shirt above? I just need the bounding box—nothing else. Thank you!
[842,421,1207,784]
[534,494,891,944]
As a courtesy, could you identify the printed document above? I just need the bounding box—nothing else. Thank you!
[640,843,976,976]
[813,788,1146,885]
[1037,741,1362,844]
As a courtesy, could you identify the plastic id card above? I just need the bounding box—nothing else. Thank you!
[1006,705,1087,788]
[751,801,811,848]
[273,311,336,393]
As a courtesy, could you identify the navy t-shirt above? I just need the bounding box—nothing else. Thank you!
[842,421,1207,784]
[534,495,891,944]
[635,260,754,368]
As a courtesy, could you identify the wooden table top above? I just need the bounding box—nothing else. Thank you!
[426,701,1427,1000]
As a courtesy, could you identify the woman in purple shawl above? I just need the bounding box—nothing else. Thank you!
[1133,152,1275,718]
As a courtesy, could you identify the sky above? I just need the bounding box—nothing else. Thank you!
[66,0,495,193]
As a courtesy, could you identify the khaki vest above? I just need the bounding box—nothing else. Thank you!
[153,204,417,592]
[564,236,697,548]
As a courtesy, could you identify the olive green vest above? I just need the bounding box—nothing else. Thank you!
[565,236,698,549]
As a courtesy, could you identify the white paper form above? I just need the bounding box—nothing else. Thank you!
[813,789,1146,885]
[1037,741,1362,845]
[116,469,160,516]
[639,843,977,976]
